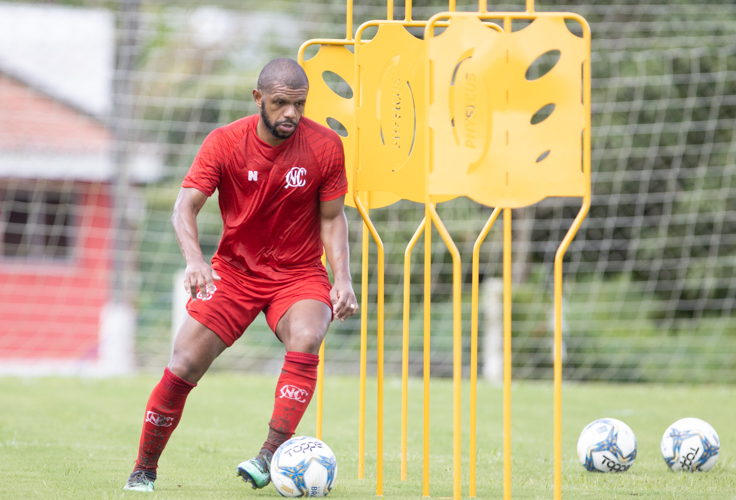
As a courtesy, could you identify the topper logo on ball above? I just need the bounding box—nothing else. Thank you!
[679,447,700,470]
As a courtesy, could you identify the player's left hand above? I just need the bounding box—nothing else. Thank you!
[330,279,358,322]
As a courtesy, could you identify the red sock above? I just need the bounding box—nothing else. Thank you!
[262,351,320,455]
[134,367,196,474]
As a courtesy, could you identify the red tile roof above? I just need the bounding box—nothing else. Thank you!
[0,74,112,154]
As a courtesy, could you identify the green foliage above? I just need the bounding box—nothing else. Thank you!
[512,269,736,382]
[112,0,736,381]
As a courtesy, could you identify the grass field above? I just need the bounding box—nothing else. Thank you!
[0,374,734,499]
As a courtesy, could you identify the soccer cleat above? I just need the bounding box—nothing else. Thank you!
[237,451,272,489]
[123,469,156,492]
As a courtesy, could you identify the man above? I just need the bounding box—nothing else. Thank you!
[124,58,358,492]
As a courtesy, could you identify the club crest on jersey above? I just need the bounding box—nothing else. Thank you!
[279,384,309,403]
[145,411,175,427]
[284,166,307,188]
[196,284,217,301]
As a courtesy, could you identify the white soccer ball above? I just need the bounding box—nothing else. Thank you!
[661,417,720,472]
[577,418,637,472]
[270,436,337,497]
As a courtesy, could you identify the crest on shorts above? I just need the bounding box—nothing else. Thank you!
[196,284,217,301]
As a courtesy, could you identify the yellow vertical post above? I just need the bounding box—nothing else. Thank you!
[422,208,432,497]
[556,23,591,498]
[402,220,425,482]
[316,253,327,440]
[353,194,385,497]
[356,196,385,498]
[317,339,325,440]
[453,234,462,500]
[346,0,353,39]
[470,207,502,497]
[526,0,535,13]
[553,202,591,500]
[377,239,385,498]
[503,208,512,500]
[553,246,563,500]
[553,120,563,500]
[387,0,393,21]
[478,0,487,13]
[426,205,463,500]
[405,0,412,22]
[358,200,369,481]
[423,206,461,500]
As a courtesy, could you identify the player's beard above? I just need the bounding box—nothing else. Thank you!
[261,106,299,140]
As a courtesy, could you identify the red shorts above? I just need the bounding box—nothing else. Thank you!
[186,261,333,347]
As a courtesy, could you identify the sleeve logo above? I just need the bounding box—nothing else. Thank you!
[145,411,175,427]
[284,167,307,188]
[279,384,309,403]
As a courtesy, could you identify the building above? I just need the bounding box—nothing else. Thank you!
[0,2,160,375]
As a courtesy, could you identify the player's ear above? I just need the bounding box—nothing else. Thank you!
[252,88,263,108]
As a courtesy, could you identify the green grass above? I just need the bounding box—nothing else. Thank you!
[0,375,734,499]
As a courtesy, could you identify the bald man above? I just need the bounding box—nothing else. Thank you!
[124,58,358,492]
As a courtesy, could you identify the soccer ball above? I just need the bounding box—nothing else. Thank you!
[577,418,637,472]
[270,436,337,497]
[661,418,720,472]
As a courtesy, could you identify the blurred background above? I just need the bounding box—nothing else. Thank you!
[1,0,734,384]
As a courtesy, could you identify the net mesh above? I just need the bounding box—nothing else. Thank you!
[1,0,735,382]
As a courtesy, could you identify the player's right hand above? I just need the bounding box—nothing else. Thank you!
[183,259,221,301]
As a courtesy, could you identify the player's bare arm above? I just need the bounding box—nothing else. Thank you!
[172,187,221,300]
[320,195,358,321]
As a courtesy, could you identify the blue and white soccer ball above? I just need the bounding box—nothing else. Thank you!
[661,417,720,472]
[270,436,337,497]
[577,418,637,472]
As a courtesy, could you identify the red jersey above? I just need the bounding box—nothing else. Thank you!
[182,115,347,279]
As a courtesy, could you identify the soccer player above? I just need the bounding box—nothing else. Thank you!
[124,58,358,492]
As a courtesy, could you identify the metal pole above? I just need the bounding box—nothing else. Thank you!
[470,207,502,496]
[316,341,324,439]
[111,0,140,305]
[346,0,353,40]
[358,199,369,480]
[316,254,328,439]
[503,208,512,500]
[353,194,384,497]
[402,220,425,481]
[422,207,432,497]
[426,204,463,500]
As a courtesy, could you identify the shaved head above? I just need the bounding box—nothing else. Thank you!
[257,58,309,94]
